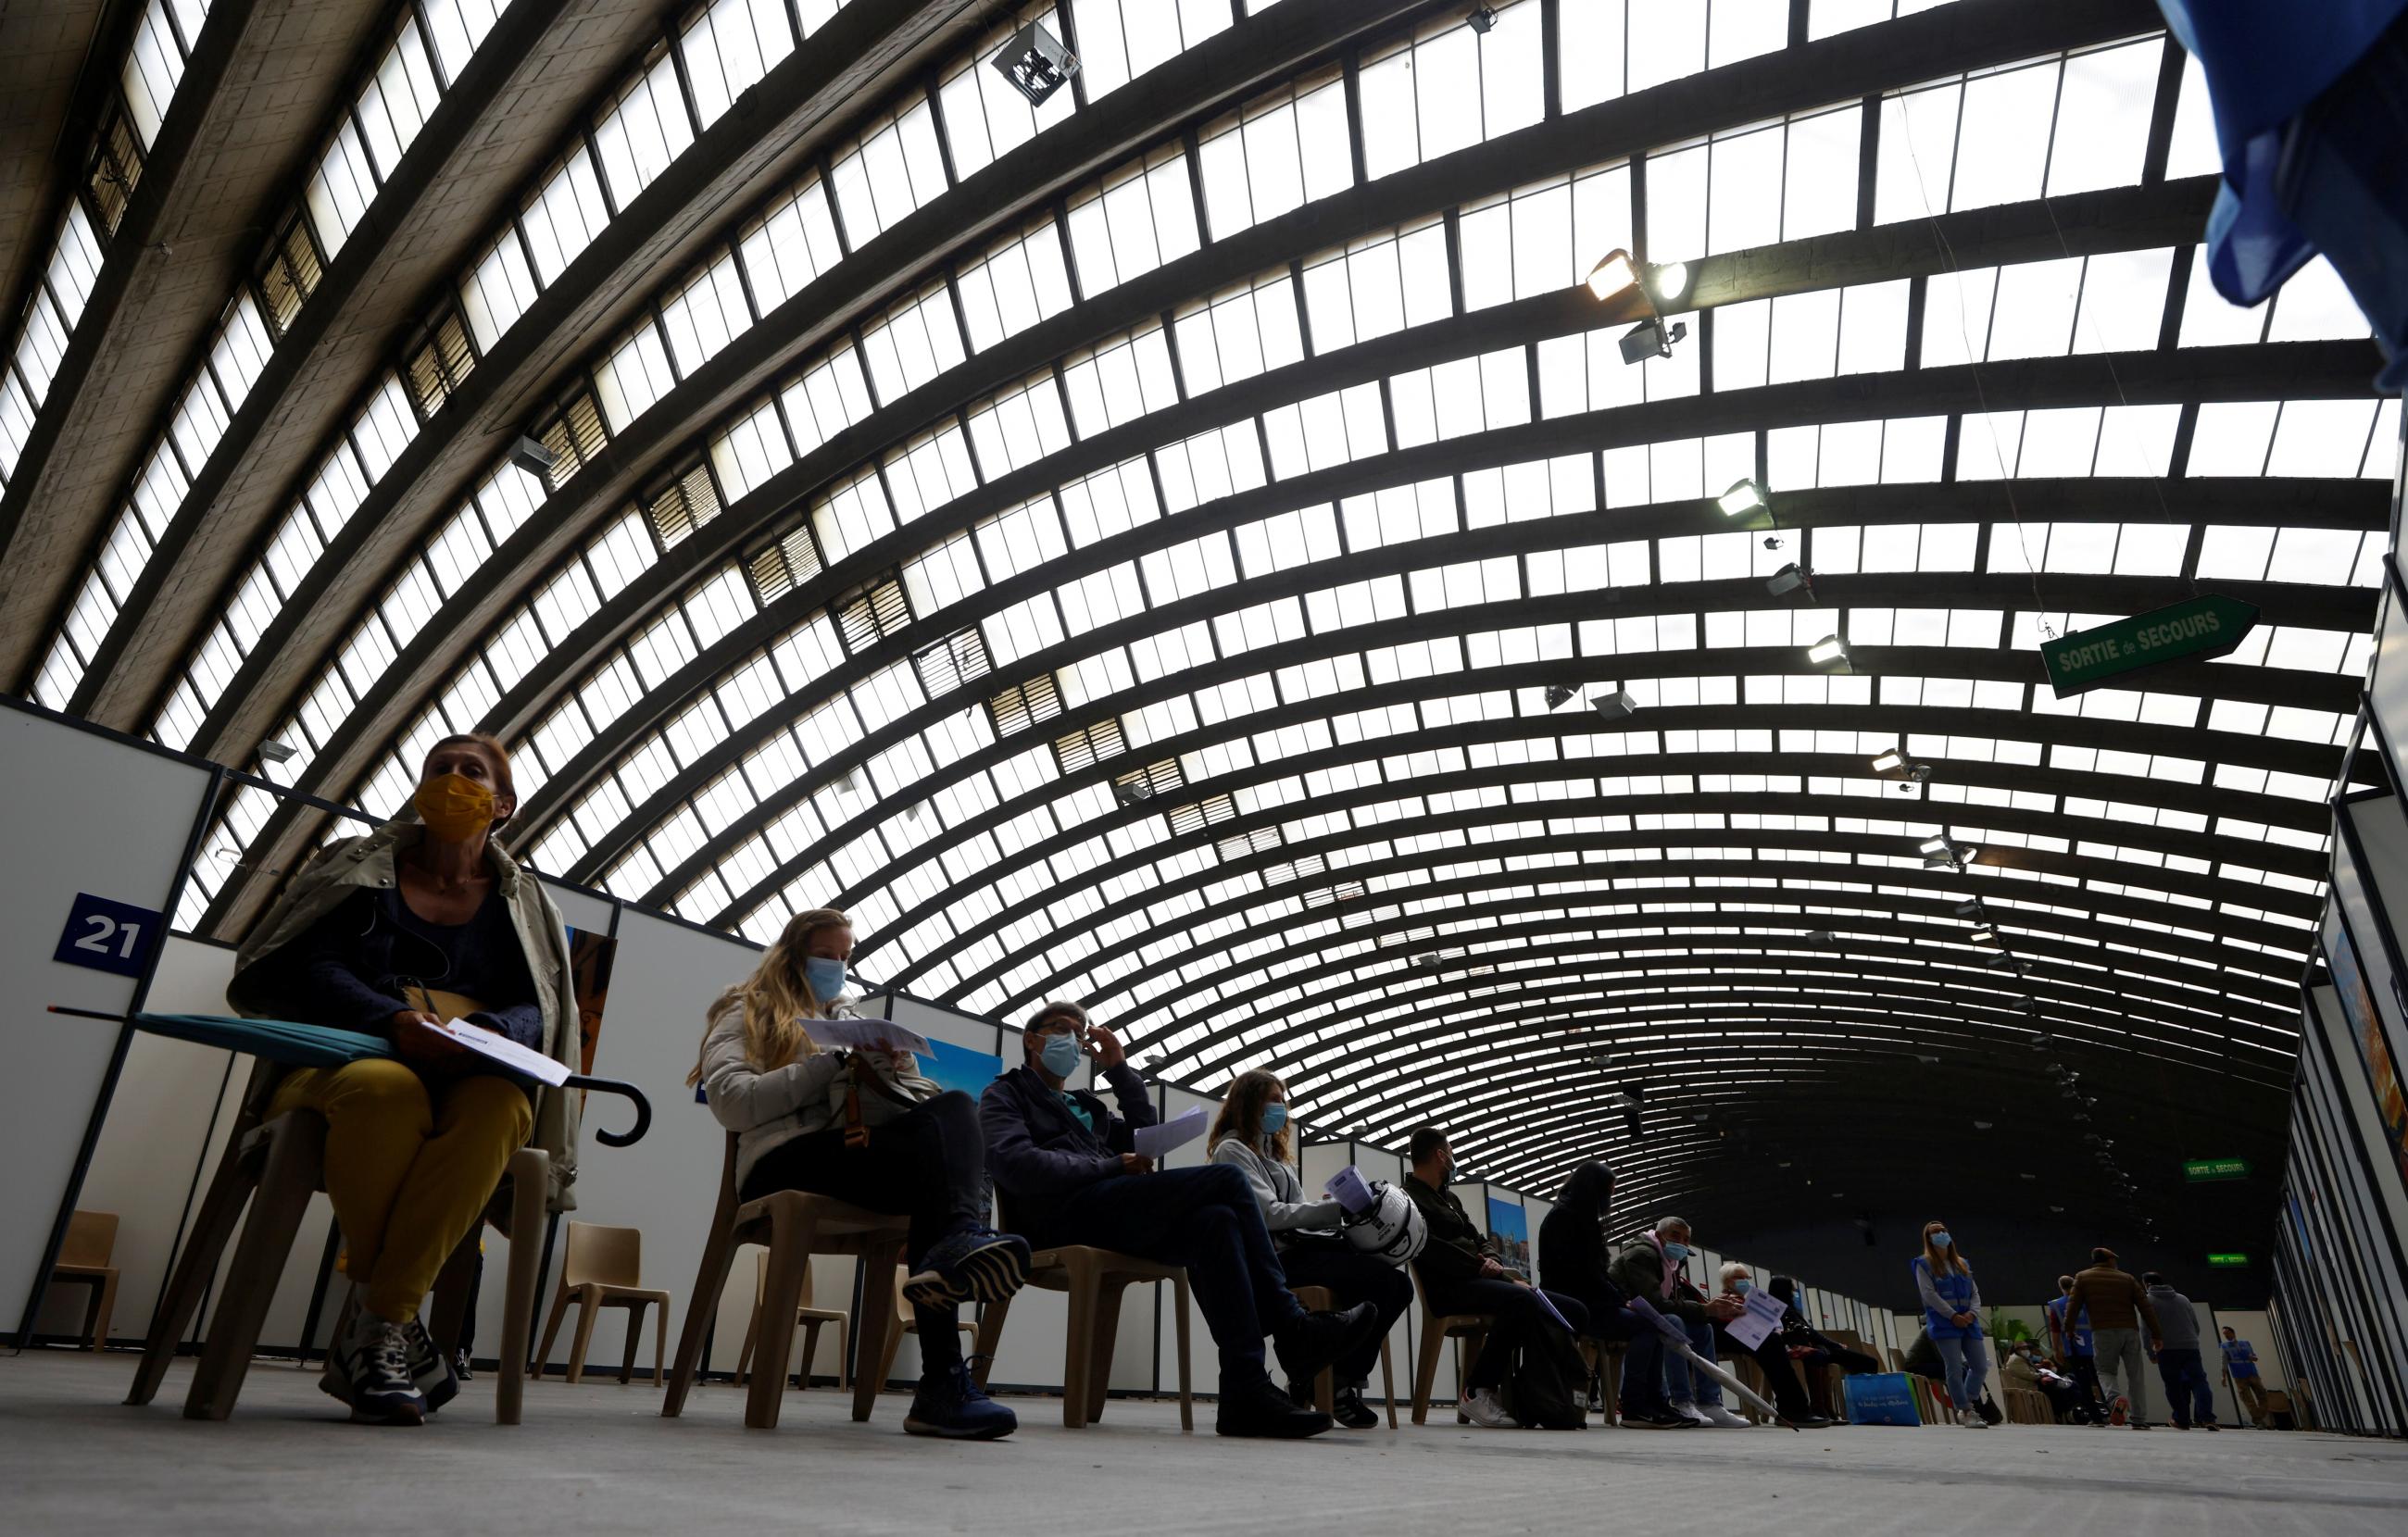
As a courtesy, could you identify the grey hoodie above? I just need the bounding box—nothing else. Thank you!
[2146,1284,2202,1351]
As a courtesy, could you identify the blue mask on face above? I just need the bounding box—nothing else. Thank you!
[1662,1241,1691,1263]
[804,956,847,1002]
[1260,1103,1287,1134]
[1733,1277,1753,1294]
[1931,1231,1953,1250]
[1039,1032,1084,1079]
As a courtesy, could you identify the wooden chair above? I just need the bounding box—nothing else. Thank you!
[1408,1266,1494,1425]
[734,1250,852,1390]
[661,1134,909,1430]
[49,1210,120,1351]
[1290,1284,1397,1428]
[1575,1335,1625,1423]
[972,1244,1194,1431]
[125,1057,547,1422]
[533,1221,672,1385]
[875,1261,978,1391]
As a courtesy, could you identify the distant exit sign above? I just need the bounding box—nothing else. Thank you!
[2040,595,2258,697]
[2208,1253,2251,1268]
[2185,1157,2251,1182]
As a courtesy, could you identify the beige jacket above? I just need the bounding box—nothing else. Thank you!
[227,818,582,1211]
[697,993,862,1191]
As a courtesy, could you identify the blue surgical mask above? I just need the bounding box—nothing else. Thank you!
[1931,1231,1953,1249]
[804,956,847,1002]
[1733,1278,1753,1294]
[1662,1241,1691,1263]
[1039,1032,1084,1078]
[1260,1103,1287,1134]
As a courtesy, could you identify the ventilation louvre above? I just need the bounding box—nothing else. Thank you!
[834,575,910,655]
[1165,791,1236,838]
[84,99,144,235]
[746,526,821,603]
[912,628,994,697]
[986,672,1064,736]
[1051,717,1127,774]
[645,460,722,549]
[402,306,476,420]
[257,211,322,334]
[533,384,608,489]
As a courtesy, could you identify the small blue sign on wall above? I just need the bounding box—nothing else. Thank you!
[55,893,165,979]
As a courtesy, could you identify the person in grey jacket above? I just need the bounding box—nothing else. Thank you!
[2144,1272,2220,1430]
[691,906,1029,1439]
[1207,1069,1411,1428]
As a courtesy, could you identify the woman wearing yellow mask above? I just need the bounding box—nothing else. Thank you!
[226,734,580,1424]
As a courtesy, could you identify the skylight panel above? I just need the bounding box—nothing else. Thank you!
[1987,256,2083,360]
[2045,39,2160,196]
[2266,399,2380,477]
[2186,401,2277,477]
[1066,145,1201,297]
[2264,259,2371,342]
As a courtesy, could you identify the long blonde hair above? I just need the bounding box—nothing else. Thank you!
[685,908,851,1086]
[1207,1068,1293,1164]
[1920,1218,1972,1277]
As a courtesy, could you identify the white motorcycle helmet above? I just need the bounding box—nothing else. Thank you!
[1341,1180,1427,1266]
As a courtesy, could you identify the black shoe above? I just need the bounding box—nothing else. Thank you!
[1271,1303,1380,1389]
[1330,1385,1380,1430]
[397,1318,458,1414]
[1218,1376,1333,1438]
[1624,1409,1699,1430]
[451,1347,474,1383]
[1787,1413,1834,1428]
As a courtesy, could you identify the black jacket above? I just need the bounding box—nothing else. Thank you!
[1402,1173,1500,1287]
[1537,1205,1623,1307]
[980,1061,1155,1227]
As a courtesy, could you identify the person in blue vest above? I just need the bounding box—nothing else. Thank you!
[2220,1325,2270,1425]
[1912,1219,1989,1429]
[2047,1272,2106,1424]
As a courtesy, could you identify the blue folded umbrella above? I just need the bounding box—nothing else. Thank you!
[133,1012,397,1068]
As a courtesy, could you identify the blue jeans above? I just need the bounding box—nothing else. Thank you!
[1664,1318,1724,1406]
[1015,1163,1306,1387]
[2156,1347,2218,1427]
[1935,1333,1988,1413]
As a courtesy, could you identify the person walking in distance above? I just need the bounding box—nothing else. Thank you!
[2143,1272,2219,1431]
[2220,1326,2271,1425]
[2047,1272,2107,1424]
[2066,1247,2163,1429]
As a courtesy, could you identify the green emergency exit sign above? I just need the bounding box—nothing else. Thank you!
[2185,1157,2251,1182]
[2207,1253,2251,1268]
[2040,595,2259,697]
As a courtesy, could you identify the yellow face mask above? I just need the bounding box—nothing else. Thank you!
[412,772,497,842]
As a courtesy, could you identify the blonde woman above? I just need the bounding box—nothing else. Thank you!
[1912,1219,1989,1428]
[691,907,1029,1438]
[1208,1069,1411,1428]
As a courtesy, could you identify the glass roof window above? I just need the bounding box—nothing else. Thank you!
[1357,2,1544,182]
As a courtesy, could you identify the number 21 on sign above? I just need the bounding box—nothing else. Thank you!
[54,893,165,979]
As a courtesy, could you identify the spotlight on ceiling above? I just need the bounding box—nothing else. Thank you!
[1917,835,1952,857]
[508,434,558,481]
[1968,926,1996,944]
[1544,684,1578,710]
[1467,5,1497,32]
[1651,262,1692,306]
[1764,562,1812,598]
[257,739,298,764]
[1586,248,1639,303]
[1871,747,1906,772]
[1111,779,1149,808]
[1618,316,1687,364]
[1718,478,1769,519]
[1953,898,1986,919]
[1589,688,1638,720]
[1806,634,1850,669]
[1803,929,1835,943]
[993,20,1079,106]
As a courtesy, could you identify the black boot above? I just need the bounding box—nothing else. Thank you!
[1219,1376,1333,1438]
[1271,1303,1380,1389]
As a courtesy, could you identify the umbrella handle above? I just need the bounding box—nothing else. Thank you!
[563,1074,650,1147]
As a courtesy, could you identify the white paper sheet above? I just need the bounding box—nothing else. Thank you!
[1722,1285,1789,1351]
[433,1018,570,1086]
[1133,1105,1208,1159]
[806,1016,934,1056]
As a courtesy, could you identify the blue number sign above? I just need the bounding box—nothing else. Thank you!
[54,893,164,979]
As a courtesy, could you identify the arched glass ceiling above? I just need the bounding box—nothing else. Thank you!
[100,0,2369,1222]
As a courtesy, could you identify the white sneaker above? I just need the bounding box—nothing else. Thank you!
[1697,1403,1751,1428]
[1670,1398,1713,1427]
[1955,1408,1981,1428]
[1459,1388,1518,1428]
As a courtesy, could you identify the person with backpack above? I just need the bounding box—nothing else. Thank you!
[1913,1219,1990,1429]
[1400,1128,1592,1428]
[1208,1068,1411,1429]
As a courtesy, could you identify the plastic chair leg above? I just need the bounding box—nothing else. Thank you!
[533,1287,573,1382]
[1060,1261,1097,1429]
[565,1288,601,1385]
[664,1222,741,1417]
[185,1123,320,1420]
[1173,1274,1193,1433]
[129,1150,252,1406]
[1380,1334,1398,1429]
[1086,1281,1126,1425]
[746,1220,813,1430]
[495,1155,545,1424]
[971,1293,1011,1390]
[620,1300,646,1384]
[1413,1315,1446,1425]
[852,1239,901,1423]
[796,1318,822,1391]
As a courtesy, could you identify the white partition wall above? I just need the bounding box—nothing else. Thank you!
[2,707,217,1343]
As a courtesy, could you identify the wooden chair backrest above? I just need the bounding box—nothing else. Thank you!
[61,1210,118,1268]
[561,1220,644,1289]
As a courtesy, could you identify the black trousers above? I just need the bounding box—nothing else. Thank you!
[1276,1237,1412,1386]
[742,1090,989,1371]
[1713,1323,1815,1418]
[1420,1275,1591,1393]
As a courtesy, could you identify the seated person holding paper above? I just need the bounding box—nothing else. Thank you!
[1604,1217,1742,1429]
[1713,1262,1825,1426]
[693,906,1030,1440]
[981,1001,1379,1438]
[1208,1069,1411,1428]
[227,734,580,1424]
[1400,1128,1592,1429]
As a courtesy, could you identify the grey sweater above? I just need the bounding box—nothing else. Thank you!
[1209,1137,1343,1244]
[698,993,859,1189]
[2146,1285,2202,1350]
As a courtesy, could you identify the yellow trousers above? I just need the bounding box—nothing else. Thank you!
[269,1059,533,1322]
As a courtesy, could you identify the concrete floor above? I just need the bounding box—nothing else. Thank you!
[5,1350,2406,1536]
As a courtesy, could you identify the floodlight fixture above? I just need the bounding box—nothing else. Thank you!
[508,434,558,480]
[1545,684,1578,710]
[1467,5,1498,32]
[993,21,1079,106]
[1649,260,1691,304]
[1718,478,1769,519]
[1112,779,1149,808]
[258,739,298,764]
[1804,929,1836,943]
[1871,747,1906,772]
[1954,897,1986,918]
[1806,634,1850,668]
[1589,688,1638,720]
[1968,926,1996,944]
[1764,562,1812,598]
[1917,835,1952,856]
[1586,249,1638,302]
[1618,316,1687,364]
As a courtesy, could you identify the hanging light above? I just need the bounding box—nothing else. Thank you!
[1544,684,1579,710]
[1968,926,1996,944]
[993,20,1080,106]
[1718,478,1769,519]
[1586,249,1639,302]
[1649,260,1691,304]
[1871,747,1906,772]
[1806,635,1849,667]
[1764,562,1812,597]
[1917,835,1951,856]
